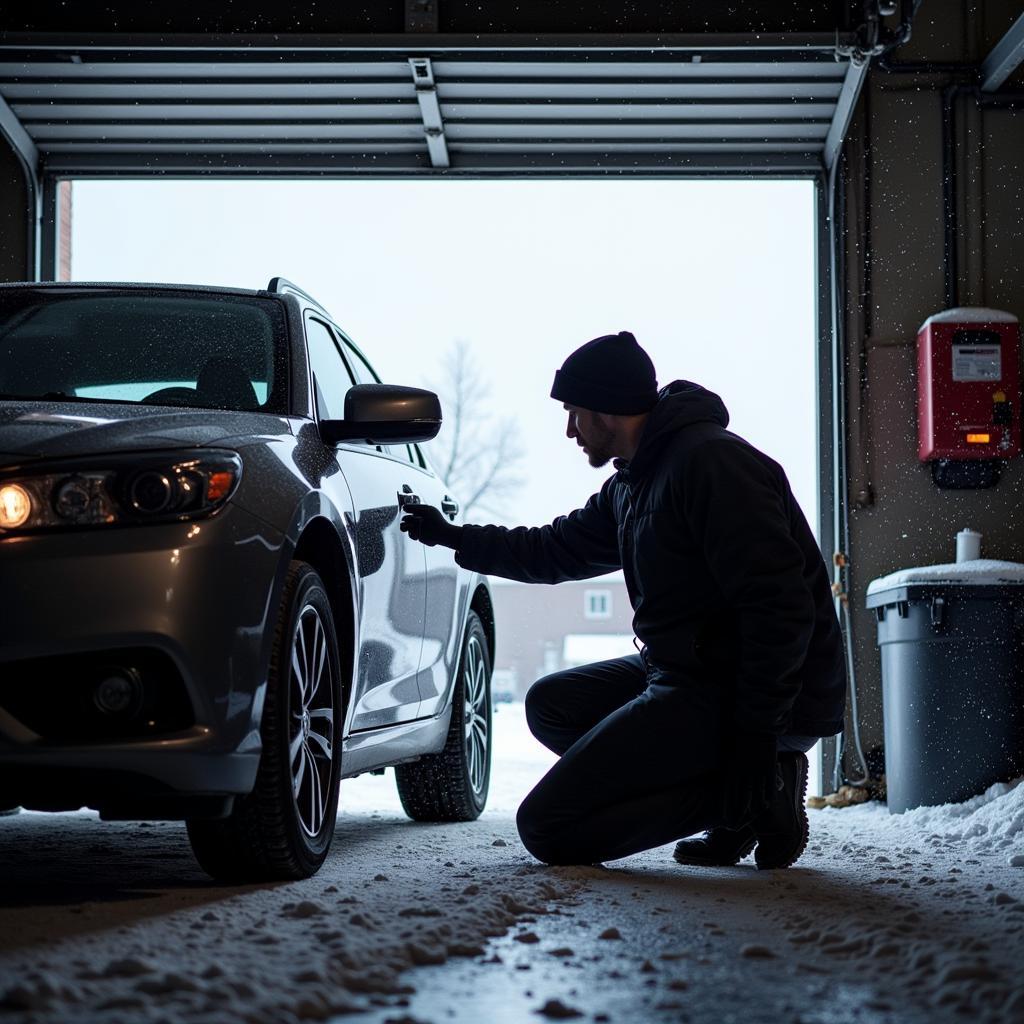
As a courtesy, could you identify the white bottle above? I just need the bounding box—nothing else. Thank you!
[955,528,982,563]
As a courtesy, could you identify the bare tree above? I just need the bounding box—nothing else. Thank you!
[430,340,525,521]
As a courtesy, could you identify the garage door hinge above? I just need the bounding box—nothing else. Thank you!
[409,58,450,170]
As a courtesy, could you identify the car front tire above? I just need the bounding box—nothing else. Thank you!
[187,561,343,881]
[395,610,491,822]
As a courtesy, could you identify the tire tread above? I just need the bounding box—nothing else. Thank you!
[395,612,490,823]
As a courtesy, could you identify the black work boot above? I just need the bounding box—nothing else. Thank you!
[752,751,809,870]
[672,825,757,867]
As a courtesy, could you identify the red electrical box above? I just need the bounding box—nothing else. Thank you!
[918,307,1020,463]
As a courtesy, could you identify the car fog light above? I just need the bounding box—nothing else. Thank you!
[93,669,143,716]
[0,484,31,529]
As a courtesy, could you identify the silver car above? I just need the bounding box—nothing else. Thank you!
[0,278,494,881]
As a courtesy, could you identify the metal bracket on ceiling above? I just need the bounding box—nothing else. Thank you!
[409,57,450,169]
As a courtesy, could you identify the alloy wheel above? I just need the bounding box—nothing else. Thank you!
[462,634,489,797]
[289,604,334,837]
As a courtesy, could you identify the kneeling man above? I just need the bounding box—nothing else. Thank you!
[402,331,845,868]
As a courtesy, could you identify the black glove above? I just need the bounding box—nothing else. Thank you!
[400,503,463,550]
[721,732,778,827]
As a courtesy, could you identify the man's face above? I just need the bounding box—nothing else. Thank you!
[564,404,617,468]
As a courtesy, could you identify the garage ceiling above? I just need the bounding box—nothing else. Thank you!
[0,35,868,177]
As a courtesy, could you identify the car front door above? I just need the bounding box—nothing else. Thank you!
[305,314,426,730]
[336,333,463,719]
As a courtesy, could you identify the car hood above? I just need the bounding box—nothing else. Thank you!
[0,400,291,462]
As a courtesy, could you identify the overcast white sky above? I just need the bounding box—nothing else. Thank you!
[70,179,818,538]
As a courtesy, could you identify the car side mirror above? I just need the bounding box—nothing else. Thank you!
[319,384,442,446]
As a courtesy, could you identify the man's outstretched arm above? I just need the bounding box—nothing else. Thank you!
[401,477,621,585]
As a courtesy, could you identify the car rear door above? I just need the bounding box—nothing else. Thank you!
[304,314,426,730]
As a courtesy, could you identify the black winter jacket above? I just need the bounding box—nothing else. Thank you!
[455,381,846,738]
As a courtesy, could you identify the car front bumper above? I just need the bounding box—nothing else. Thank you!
[0,502,287,812]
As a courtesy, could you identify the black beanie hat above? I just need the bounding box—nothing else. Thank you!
[550,331,659,415]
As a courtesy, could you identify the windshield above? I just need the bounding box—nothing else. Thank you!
[0,290,288,414]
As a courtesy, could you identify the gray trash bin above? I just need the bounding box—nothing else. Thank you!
[866,561,1024,814]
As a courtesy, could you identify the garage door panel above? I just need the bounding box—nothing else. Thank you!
[449,140,821,154]
[444,122,830,141]
[39,141,429,155]
[435,81,844,101]
[1,83,420,101]
[430,59,847,80]
[14,102,424,122]
[442,101,837,120]
[0,61,414,80]
[0,37,867,174]
[17,100,839,126]
[30,122,426,142]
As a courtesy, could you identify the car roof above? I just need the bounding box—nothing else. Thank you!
[0,278,339,322]
[1,277,328,307]
[0,280,271,299]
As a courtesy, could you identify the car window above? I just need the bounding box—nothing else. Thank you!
[331,327,415,460]
[0,292,286,413]
[335,332,381,386]
[335,331,424,464]
[305,317,354,420]
[77,380,271,404]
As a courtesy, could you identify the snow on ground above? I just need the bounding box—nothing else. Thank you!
[1,705,1022,1024]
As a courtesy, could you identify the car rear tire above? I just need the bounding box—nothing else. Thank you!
[187,561,343,881]
[395,611,491,822]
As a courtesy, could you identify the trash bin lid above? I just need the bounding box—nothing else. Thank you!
[866,558,1024,604]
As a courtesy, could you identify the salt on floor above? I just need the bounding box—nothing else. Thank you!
[0,704,1021,1023]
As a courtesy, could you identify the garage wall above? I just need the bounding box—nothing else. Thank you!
[0,136,32,281]
[839,0,1024,771]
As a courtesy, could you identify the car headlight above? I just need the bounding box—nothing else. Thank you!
[0,450,242,534]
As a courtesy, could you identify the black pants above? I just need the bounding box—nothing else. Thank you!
[516,654,734,866]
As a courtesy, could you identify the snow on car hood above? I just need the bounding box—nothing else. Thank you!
[0,399,291,461]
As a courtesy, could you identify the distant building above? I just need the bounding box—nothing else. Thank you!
[488,577,634,700]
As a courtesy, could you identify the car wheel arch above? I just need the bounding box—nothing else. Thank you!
[289,517,358,719]
[469,582,496,671]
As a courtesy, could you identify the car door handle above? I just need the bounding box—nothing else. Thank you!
[441,495,459,520]
[398,485,420,508]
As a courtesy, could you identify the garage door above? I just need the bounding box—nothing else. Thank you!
[0,36,867,176]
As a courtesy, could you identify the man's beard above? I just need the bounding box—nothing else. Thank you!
[583,421,616,468]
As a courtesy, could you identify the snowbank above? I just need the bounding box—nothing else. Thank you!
[827,776,1024,862]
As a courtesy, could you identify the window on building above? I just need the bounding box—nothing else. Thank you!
[584,589,612,620]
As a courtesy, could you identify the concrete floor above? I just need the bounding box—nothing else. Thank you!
[1,707,1022,1024]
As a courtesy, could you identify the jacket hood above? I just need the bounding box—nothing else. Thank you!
[621,380,730,477]
[0,400,289,462]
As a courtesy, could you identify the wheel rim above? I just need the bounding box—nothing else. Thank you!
[289,604,334,838]
[462,635,489,797]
